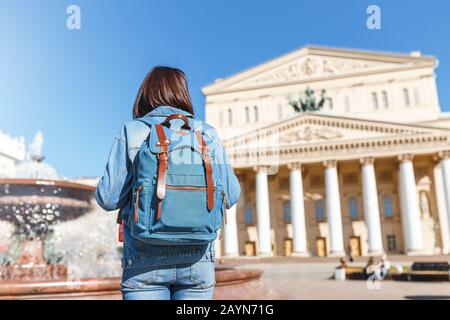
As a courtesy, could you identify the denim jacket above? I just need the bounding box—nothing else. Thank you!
[95,106,241,267]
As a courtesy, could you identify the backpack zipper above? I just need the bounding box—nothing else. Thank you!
[166,185,215,191]
[219,192,227,241]
[134,186,144,223]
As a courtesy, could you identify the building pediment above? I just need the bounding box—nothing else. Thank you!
[223,113,450,168]
[203,46,436,95]
[228,55,394,89]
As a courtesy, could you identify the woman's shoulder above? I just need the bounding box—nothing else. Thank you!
[121,118,152,149]
[118,117,223,146]
[123,118,151,130]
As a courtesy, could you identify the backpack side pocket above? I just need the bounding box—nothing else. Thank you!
[130,185,152,236]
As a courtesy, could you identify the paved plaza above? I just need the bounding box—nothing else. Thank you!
[220,256,450,300]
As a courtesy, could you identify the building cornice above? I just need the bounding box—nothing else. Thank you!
[223,113,450,146]
[227,132,450,168]
[223,113,450,168]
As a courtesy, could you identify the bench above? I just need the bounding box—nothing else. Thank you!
[343,262,450,282]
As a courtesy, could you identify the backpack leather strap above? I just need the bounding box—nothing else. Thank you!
[155,124,170,219]
[161,114,191,130]
[116,209,124,242]
[195,131,214,211]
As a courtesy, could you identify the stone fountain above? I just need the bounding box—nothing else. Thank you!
[0,131,96,282]
[0,131,276,299]
[0,179,94,281]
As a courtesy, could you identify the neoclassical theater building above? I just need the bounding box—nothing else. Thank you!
[203,46,450,258]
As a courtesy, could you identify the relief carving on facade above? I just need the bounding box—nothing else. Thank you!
[280,125,343,144]
[242,57,380,86]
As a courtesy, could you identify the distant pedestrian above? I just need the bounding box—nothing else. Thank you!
[364,256,378,278]
[339,257,348,269]
[375,254,390,280]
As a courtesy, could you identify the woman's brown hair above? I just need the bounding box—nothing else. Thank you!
[132,66,194,118]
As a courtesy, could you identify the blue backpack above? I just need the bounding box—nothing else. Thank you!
[129,114,226,245]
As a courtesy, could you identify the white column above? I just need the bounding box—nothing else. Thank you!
[398,154,423,253]
[433,162,450,254]
[439,151,450,253]
[288,163,309,256]
[222,205,239,257]
[255,166,272,256]
[323,160,345,256]
[360,157,384,255]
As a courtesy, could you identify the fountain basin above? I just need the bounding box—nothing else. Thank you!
[0,178,276,299]
[0,266,276,300]
[0,178,95,281]
[0,178,95,223]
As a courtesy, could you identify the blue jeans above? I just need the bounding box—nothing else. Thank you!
[121,260,215,300]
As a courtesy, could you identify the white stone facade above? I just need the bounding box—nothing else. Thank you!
[203,46,450,257]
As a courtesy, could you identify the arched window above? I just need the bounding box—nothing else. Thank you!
[245,107,250,123]
[383,195,393,218]
[244,205,254,225]
[283,200,291,224]
[348,197,359,220]
[228,108,233,125]
[382,91,389,108]
[372,92,379,109]
[254,106,259,122]
[403,88,410,106]
[315,199,325,222]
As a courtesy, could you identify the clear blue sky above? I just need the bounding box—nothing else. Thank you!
[1,0,449,178]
